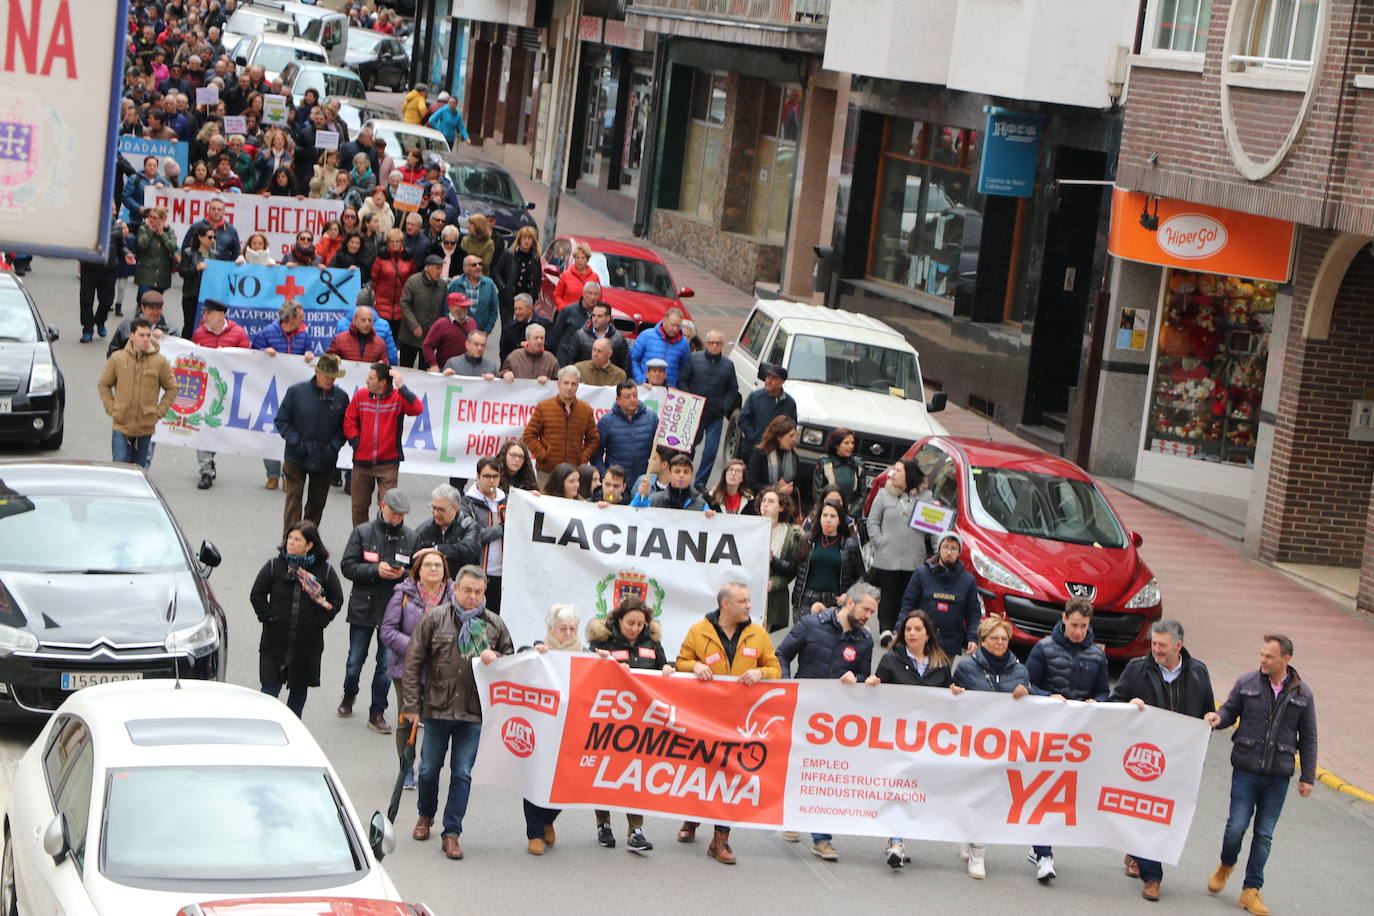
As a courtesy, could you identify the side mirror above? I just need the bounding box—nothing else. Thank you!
[927,391,948,413]
[542,263,560,276]
[235,55,247,67]
[369,810,396,860]
[526,201,537,210]
[198,540,222,569]
[43,815,66,862]
[678,286,695,299]
[46,323,59,341]
[1131,531,1144,548]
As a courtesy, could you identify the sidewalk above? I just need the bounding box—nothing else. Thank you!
[519,174,1374,797]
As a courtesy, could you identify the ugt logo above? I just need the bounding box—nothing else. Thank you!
[1123,742,1166,781]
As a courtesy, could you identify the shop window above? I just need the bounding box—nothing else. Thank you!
[1152,0,1213,53]
[1233,0,1320,71]
[746,85,802,244]
[1145,271,1277,467]
[677,72,727,221]
[867,119,981,303]
[619,69,654,199]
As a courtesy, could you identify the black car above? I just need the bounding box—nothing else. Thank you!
[345,27,410,91]
[423,151,537,243]
[0,461,226,716]
[0,273,63,449]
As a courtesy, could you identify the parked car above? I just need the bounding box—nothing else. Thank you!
[237,32,327,84]
[178,901,435,916]
[0,272,63,449]
[280,62,395,137]
[274,0,350,68]
[422,151,535,242]
[363,118,451,157]
[221,3,297,52]
[2,680,401,913]
[538,236,693,336]
[0,461,226,716]
[346,28,410,91]
[726,299,947,491]
[863,435,1162,660]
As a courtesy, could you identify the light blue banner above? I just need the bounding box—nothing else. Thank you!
[199,261,361,350]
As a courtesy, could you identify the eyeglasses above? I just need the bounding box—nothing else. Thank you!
[298,235,313,242]
[478,472,501,480]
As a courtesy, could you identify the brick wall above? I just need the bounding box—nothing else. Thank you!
[1260,230,1374,567]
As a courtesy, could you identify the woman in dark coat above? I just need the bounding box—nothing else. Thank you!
[250,521,343,717]
[492,225,542,327]
[791,500,865,622]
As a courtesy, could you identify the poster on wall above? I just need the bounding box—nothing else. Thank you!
[1116,308,1150,351]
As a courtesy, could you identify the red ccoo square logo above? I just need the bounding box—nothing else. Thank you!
[1098,786,1175,825]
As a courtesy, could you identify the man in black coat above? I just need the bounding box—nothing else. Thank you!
[501,294,551,362]
[1111,618,1215,901]
[413,483,481,571]
[551,282,597,365]
[339,488,417,734]
[564,302,631,374]
[275,354,350,539]
[678,329,740,488]
[737,364,796,455]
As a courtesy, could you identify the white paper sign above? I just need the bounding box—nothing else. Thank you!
[195,85,219,106]
[263,94,289,126]
[223,115,247,135]
[315,130,339,151]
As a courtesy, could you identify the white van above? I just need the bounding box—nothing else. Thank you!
[273,0,351,68]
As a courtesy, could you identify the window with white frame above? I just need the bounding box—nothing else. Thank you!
[1235,0,1321,71]
[1152,0,1213,54]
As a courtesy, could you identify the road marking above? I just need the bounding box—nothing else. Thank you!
[791,842,847,890]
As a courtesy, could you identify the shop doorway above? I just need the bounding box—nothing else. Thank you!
[1024,147,1108,429]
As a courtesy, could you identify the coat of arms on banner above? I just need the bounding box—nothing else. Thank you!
[165,354,227,432]
[595,569,665,619]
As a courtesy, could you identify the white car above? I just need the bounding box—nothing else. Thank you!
[727,299,949,492]
[2,681,401,914]
[362,118,452,158]
[239,33,328,85]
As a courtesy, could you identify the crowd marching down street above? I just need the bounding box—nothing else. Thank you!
[0,2,1337,915]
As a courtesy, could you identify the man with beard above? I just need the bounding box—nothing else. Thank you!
[897,531,980,659]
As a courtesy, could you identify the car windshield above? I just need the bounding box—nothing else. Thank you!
[380,128,448,153]
[102,766,362,882]
[967,466,1128,548]
[785,334,923,398]
[229,11,293,36]
[589,253,675,299]
[447,164,523,206]
[349,31,383,53]
[0,495,185,572]
[0,287,38,341]
[303,71,365,101]
[255,43,323,72]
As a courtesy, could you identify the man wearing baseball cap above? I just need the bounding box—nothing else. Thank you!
[275,352,351,537]
[423,292,477,372]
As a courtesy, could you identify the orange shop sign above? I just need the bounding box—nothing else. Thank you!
[1108,188,1295,283]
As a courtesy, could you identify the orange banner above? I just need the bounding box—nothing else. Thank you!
[1107,188,1295,283]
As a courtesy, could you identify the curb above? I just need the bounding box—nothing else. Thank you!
[1316,766,1374,804]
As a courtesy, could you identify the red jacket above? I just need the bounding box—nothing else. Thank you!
[343,383,424,465]
[328,328,389,364]
[421,314,476,369]
[371,251,416,322]
[192,319,251,349]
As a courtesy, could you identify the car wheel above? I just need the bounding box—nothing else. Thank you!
[2,825,18,916]
[723,418,742,462]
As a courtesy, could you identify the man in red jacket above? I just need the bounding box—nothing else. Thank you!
[329,306,389,364]
[344,362,425,527]
[422,292,476,372]
[190,299,251,490]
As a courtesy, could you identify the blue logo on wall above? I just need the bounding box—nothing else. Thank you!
[977,109,1044,198]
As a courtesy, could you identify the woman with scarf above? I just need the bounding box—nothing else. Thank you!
[493,225,541,326]
[349,151,379,198]
[284,230,320,267]
[757,486,803,631]
[178,222,217,336]
[236,232,278,266]
[746,416,800,498]
[250,521,344,717]
[812,427,867,520]
[381,547,453,790]
[522,604,582,854]
[360,184,395,236]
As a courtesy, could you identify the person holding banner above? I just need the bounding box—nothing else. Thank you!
[329,306,390,364]
[542,464,585,501]
[190,299,251,490]
[521,604,581,854]
[633,455,712,513]
[344,363,426,526]
[585,596,667,853]
[523,367,601,480]
[673,583,781,864]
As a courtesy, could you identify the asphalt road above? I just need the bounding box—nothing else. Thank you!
[1,259,1371,914]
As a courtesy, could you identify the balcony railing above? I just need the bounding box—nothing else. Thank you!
[629,0,830,28]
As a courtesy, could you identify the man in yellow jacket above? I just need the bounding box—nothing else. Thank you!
[673,582,780,865]
[402,83,429,125]
[97,318,178,470]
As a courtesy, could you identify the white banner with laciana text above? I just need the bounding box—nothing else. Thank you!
[149,337,659,476]
[473,652,1210,864]
[501,489,770,655]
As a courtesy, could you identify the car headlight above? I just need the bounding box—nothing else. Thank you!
[0,623,39,656]
[165,616,219,657]
[800,426,825,447]
[1124,577,1161,609]
[28,361,57,396]
[970,548,1033,595]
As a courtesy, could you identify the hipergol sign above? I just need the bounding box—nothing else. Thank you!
[1156,214,1229,259]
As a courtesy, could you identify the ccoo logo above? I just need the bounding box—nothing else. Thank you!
[1123,742,1166,781]
[502,717,536,758]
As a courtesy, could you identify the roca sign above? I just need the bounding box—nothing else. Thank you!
[1156,213,1229,259]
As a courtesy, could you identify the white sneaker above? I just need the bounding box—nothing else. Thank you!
[959,843,971,862]
[967,850,986,879]
[885,843,906,869]
[1031,852,1056,882]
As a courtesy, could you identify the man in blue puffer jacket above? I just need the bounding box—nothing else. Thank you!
[1021,596,1110,883]
[594,381,659,484]
[629,307,690,386]
[898,531,980,658]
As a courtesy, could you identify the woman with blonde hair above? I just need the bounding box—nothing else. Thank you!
[461,212,496,273]
[371,226,416,339]
[553,242,598,309]
[494,224,542,324]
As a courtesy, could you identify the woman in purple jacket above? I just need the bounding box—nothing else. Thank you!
[381,547,454,788]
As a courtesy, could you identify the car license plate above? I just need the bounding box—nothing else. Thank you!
[60,671,143,690]
[0,397,11,413]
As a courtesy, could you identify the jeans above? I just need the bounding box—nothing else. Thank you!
[522,799,561,840]
[812,832,832,844]
[1220,768,1290,890]
[693,417,724,490]
[417,718,482,837]
[261,680,308,717]
[1135,855,1163,884]
[264,458,282,479]
[111,431,154,469]
[343,624,391,714]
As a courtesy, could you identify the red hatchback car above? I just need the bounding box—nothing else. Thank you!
[539,236,693,336]
[865,436,1162,659]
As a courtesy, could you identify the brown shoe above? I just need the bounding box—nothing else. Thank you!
[527,837,545,856]
[442,834,464,860]
[337,695,356,717]
[1141,880,1161,902]
[1208,862,1235,894]
[265,477,279,490]
[367,712,392,734]
[543,824,556,846]
[707,828,735,865]
[412,816,432,841]
[1124,854,1140,878]
[677,821,697,843]
[1238,888,1269,916]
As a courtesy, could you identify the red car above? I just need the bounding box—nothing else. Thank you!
[864,436,1162,659]
[176,899,435,916]
[539,236,694,337]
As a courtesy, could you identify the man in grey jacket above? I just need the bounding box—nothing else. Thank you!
[1203,634,1317,916]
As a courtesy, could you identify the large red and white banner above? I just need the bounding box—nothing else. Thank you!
[145,187,344,263]
[473,652,1211,863]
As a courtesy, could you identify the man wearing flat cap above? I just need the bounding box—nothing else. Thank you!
[738,363,797,456]
[397,253,450,368]
[275,352,352,537]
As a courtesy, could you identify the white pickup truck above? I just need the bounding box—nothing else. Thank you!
[726,299,948,494]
